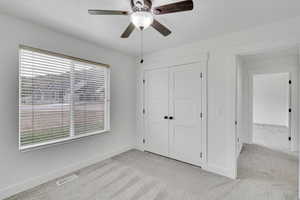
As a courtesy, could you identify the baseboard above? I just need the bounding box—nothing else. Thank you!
[203,163,236,179]
[133,144,144,152]
[0,145,133,200]
[133,146,236,179]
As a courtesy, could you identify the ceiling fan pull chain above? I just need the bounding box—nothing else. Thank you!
[140,30,144,64]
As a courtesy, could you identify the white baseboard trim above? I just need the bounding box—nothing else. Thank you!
[133,144,144,152]
[0,145,133,200]
[133,146,236,180]
[203,163,236,179]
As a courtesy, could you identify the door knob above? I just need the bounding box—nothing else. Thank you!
[169,116,174,120]
[164,116,168,119]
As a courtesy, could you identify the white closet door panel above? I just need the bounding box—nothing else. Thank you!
[145,68,169,156]
[169,63,203,165]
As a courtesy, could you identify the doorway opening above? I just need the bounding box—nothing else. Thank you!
[236,46,299,155]
[252,72,291,153]
[235,46,299,199]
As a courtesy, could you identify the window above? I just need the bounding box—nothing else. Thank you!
[19,45,110,150]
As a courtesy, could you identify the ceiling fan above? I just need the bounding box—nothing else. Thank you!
[88,0,194,38]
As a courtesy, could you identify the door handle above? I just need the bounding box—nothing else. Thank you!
[169,116,174,120]
[164,116,168,119]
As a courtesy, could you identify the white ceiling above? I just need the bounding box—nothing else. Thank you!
[1,0,300,56]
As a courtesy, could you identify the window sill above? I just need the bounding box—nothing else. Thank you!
[19,129,111,152]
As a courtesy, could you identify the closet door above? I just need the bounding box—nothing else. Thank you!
[144,68,169,156]
[169,63,204,165]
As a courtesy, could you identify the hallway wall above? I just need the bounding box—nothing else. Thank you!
[253,73,289,126]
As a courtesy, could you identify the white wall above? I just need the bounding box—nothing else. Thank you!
[0,14,136,199]
[253,73,289,126]
[136,16,300,180]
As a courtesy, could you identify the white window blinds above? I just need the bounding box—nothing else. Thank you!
[73,62,106,135]
[19,46,110,150]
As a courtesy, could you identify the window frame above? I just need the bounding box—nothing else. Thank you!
[18,45,111,151]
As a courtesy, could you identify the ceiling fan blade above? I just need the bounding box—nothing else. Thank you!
[121,23,135,38]
[154,0,193,15]
[88,10,128,15]
[151,20,171,37]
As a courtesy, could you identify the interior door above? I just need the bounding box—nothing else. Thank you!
[169,63,203,165]
[144,68,169,156]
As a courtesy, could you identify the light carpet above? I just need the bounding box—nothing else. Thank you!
[6,144,298,200]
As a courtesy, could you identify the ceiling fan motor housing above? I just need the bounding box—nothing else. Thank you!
[131,0,152,11]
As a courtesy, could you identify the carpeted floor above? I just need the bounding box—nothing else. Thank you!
[253,123,293,154]
[6,144,298,200]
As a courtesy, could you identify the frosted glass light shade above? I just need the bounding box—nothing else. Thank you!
[131,11,153,30]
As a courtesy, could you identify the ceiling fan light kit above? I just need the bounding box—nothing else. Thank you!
[131,11,154,30]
